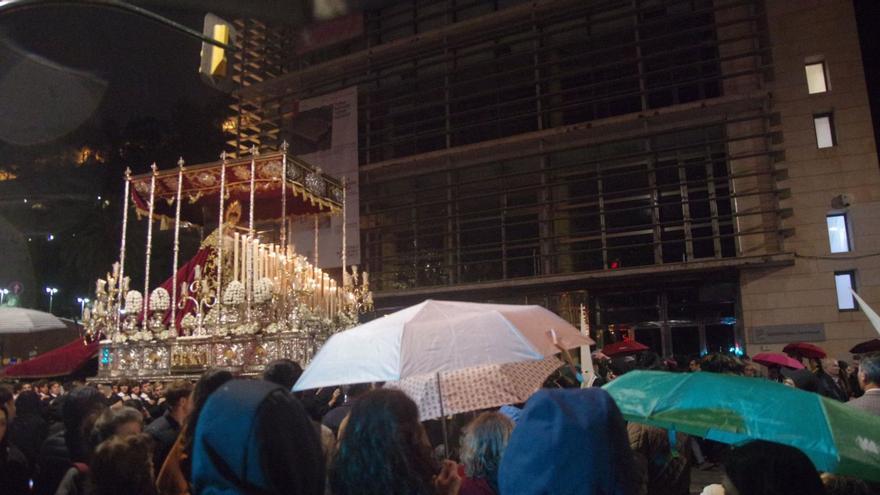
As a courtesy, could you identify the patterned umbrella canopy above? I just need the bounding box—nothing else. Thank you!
[389,357,563,420]
[783,342,827,359]
[752,352,804,370]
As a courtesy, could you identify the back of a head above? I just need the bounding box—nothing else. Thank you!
[164,380,194,410]
[724,441,824,495]
[460,412,514,491]
[499,388,637,495]
[700,353,745,375]
[90,433,156,495]
[330,388,436,495]
[262,359,303,390]
[192,380,324,495]
[15,390,42,416]
[821,474,873,495]
[62,386,107,462]
[181,369,234,460]
[91,406,144,447]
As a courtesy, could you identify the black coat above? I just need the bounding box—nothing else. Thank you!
[144,411,182,472]
[8,412,49,474]
[0,445,30,495]
[817,372,848,402]
[32,429,70,495]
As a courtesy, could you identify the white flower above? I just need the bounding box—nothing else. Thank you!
[223,281,245,305]
[149,288,170,311]
[181,313,197,330]
[253,278,274,304]
[125,290,143,314]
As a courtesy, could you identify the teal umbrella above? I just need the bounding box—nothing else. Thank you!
[603,370,880,481]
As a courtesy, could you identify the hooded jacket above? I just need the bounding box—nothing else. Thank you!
[192,380,324,495]
[498,388,638,495]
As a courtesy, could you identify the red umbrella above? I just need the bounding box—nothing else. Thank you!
[782,342,827,359]
[602,338,649,357]
[752,352,805,370]
[850,339,880,354]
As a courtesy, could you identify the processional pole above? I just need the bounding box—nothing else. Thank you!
[143,163,158,323]
[217,151,227,325]
[171,158,184,331]
[247,145,258,320]
[116,167,132,336]
[341,176,348,287]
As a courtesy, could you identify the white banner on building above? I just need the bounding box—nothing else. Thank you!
[290,86,360,268]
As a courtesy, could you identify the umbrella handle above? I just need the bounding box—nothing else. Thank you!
[435,371,449,457]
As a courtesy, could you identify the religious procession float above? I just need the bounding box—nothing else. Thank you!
[81,144,372,379]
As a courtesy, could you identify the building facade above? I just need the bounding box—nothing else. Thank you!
[227,0,880,360]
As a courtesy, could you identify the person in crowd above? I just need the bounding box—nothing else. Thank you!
[49,381,62,400]
[329,388,460,495]
[717,440,825,495]
[459,412,514,495]
[89,433,157,495]
[0,385,16,424]
[689,357,702,372]
[12,382,25,400]
[145,380,192,472]
[156,369,233,495]
[263,359,335,460]
[1,404,30,495]
[821,473,873,495]
[263,358,303,389]
[699,354,745,375]
[8,390,49,476]
[848,351,880,415]
[836,360,856,399]
[118,381,132,401]
[816,358,848,401]
[781,368,819,393]
[322,382,372,436]
[125,398,151,423]
[192,380,325,495]
[53,387,110,495]
[91,406,145,446]
[35,380,50,401]
[498,388,637,495]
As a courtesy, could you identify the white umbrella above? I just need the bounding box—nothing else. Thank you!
[388,357,563,421]
[294,299,592,391]
[0,307,67,334]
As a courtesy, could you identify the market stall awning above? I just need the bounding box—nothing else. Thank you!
[130,151,343,225]
[1,337,99,378]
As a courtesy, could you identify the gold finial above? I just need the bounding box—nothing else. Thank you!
[220,150,228,162]
[150,162,158,174]
[124,167,132,179]
[177,157,185,169]
[250,145,259,157]
[281,141,289,152]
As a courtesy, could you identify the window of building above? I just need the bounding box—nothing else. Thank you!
[814,113,836,149]
[805,62,828,94]
[826,214,850,253]
[834,271,857,311]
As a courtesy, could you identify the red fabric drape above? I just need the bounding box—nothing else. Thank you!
[2,338,99,378]
[137,246,213,334]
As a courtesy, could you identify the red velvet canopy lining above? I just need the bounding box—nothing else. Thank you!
[129,152,342,225]
[2,337,99,378]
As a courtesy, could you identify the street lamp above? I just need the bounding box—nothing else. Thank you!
[45,287,58,314]
[0,288,8,305]
[77,297,90,319]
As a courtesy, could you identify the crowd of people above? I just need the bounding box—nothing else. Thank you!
[0,350,877,495]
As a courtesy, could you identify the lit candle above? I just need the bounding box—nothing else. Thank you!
[234,232,239,282]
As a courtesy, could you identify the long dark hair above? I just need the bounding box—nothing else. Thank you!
[329,388,438,495]
[724,440,825,495]
[180,370,233,470]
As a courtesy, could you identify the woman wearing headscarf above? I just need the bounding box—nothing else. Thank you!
[498,388,638,495]
[191,380,325,495]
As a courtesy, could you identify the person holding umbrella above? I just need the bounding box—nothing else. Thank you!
[848,352,880,416]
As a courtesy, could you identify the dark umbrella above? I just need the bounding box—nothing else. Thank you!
[752,352,804,370]
[849,339,880,354]
[783,342,827,359]
[601,338,649,357]
[0,37,107,145]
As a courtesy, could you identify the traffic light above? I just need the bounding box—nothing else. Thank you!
[199,13,236,92]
